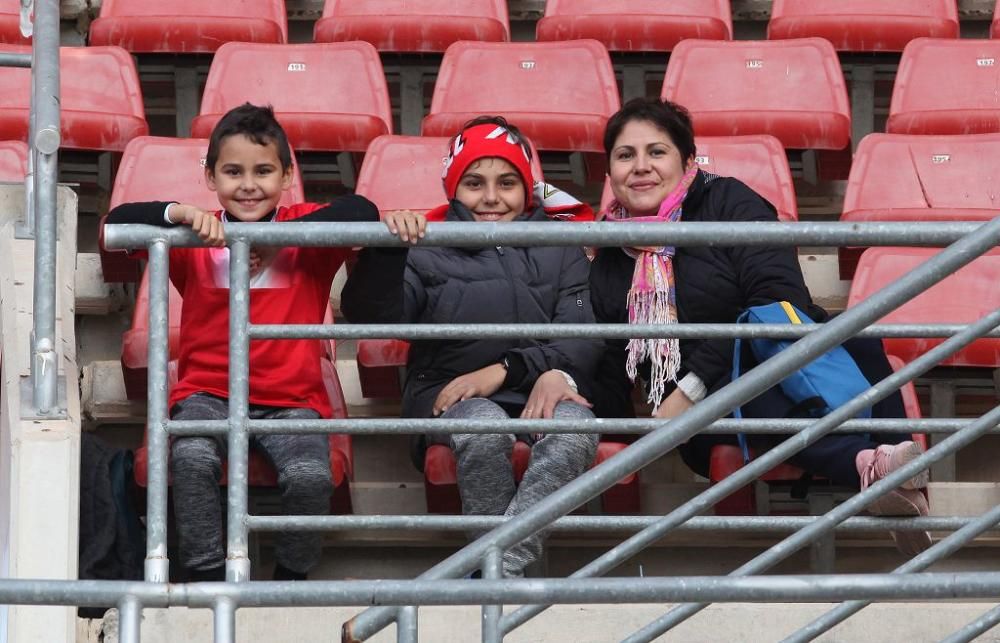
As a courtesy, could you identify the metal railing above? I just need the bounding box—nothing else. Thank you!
[95,217,1000,643]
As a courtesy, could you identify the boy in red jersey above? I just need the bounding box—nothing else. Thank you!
[105,103,424,581]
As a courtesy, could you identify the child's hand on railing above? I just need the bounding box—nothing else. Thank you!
[166,203,225,247]
[383,209,427,245]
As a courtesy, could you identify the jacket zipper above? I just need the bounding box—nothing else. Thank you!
[496,245,522,324]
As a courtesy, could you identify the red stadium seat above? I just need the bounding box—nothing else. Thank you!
[599,135,797,222]
[848,248,1000,369]
[711,354,926,515]
[0,45,147,152]
[133,357,354,514]
[768,0,958,52]
[98,135,306,283]
[314,0,509,52]
[89,0,287,52]
[352,134,545,399]
[994,3,1000,39]
[661,38,850,150]
[190,42,392,152]
[888,38,1000,135]
[425,441,640,515]
[0,1,29,44]
[0,139,26,182]
[838,133,1000,278]
[536,0,731,52]
[421,40,620,153]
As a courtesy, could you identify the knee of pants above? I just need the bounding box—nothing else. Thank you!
[537,431,599,461]
[451,432,515,457]
[171,437,222,481]
[278,460,334,500]
[552,401,596,420]
[441,397,509,420]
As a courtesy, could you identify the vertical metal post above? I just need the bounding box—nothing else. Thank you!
[213,597,237,643]
[226,240,252,583]
[145,240,171,583]
[28,0,60,415]
[482,547,504,643]
[396,606,418,643]
[118,596,142,643]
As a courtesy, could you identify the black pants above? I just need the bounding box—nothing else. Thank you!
[679,337,908,489]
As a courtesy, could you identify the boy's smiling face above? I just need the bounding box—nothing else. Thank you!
[205,133,292,221]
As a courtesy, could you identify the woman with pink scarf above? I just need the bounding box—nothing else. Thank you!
[588,97,931,555]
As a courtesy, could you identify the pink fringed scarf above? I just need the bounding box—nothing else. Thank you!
[605,163,699,407]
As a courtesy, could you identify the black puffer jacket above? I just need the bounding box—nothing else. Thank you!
[589,170,829,419]
[342,200,600,419]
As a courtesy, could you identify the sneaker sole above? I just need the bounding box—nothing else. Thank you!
[867,488,932,557]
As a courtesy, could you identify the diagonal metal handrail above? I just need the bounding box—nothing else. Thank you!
[622,399,1000,642]
[783,502,1000,643]
[941,604,1000,643]
[343,211,1000,640]
[501,290,1000,637]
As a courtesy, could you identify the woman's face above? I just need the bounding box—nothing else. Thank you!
[608,119,689,217]
[455,157,526,222]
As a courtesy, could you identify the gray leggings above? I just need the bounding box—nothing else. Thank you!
[170,392,333,574]
[444,398,598,577]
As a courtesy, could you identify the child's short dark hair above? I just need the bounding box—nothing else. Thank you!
[205,103,293,172]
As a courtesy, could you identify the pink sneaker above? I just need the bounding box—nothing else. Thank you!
[856,441,931,557]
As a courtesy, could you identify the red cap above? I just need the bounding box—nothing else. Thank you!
[442,123,534,208]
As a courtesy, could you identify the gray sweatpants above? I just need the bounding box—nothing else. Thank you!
[444,398,598,577]
[170,392,333,574]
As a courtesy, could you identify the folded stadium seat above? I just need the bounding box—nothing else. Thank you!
[424,441,640,515]
[536,0,731,51]
[838,132,1000,279]
[132,353,355,515]
[89,0,287,53]
[710,355,927,516]
[994,3,1000,39]
[422,40,619,161]
[661,38,851,151]
[768,0,958,52]
[0,45,147,152]
[190,41,391,188]
[108,135,308,391]
[848,248,1000,369]
[0,1,29,44]
[887,38,1000,135]
[314,0,509,52]
[598,135,797,222]
[352,134,544,399]
[98,135,305,283]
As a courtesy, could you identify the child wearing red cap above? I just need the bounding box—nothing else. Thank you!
[344,116,601,577]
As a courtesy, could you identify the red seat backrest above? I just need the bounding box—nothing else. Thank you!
[888,38,1000,135]
[599,135,797,221]
[421,40,620,153]
[536,0,731,52]
[190,41,391,153]
[355,134,545,216]
[314,0,509,52]
[768,0,958,52]
[0,45,147,152]
[89,0,287,52]
[848,247,1000,368]
[662,38,850,150]
[0,1,29,45]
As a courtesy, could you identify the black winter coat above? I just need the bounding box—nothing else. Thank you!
[342,201,601,419]
[589,170,831,419]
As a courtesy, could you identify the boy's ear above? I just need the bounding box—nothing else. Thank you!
[205,165,218,192]
[280,165,293,191]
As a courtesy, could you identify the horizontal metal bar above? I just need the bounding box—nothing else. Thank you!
[0,52,31,68]
[8,573,1000,608]
[245,514,981,534]
[165,418,977,437]
[249,322,1000,341]
[101,221,987,250]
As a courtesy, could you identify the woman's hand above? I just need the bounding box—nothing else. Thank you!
[433,363,507,416]
[521,370,592,419]
[167,203,225,247]
[383,209,427,245]
[653,387,695,420]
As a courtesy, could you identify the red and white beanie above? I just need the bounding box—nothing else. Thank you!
[442,122,535,208]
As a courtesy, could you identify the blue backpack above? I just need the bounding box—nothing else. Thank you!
[732,301,872,463]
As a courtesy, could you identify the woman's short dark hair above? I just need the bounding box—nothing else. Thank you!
[603,98,696,163]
